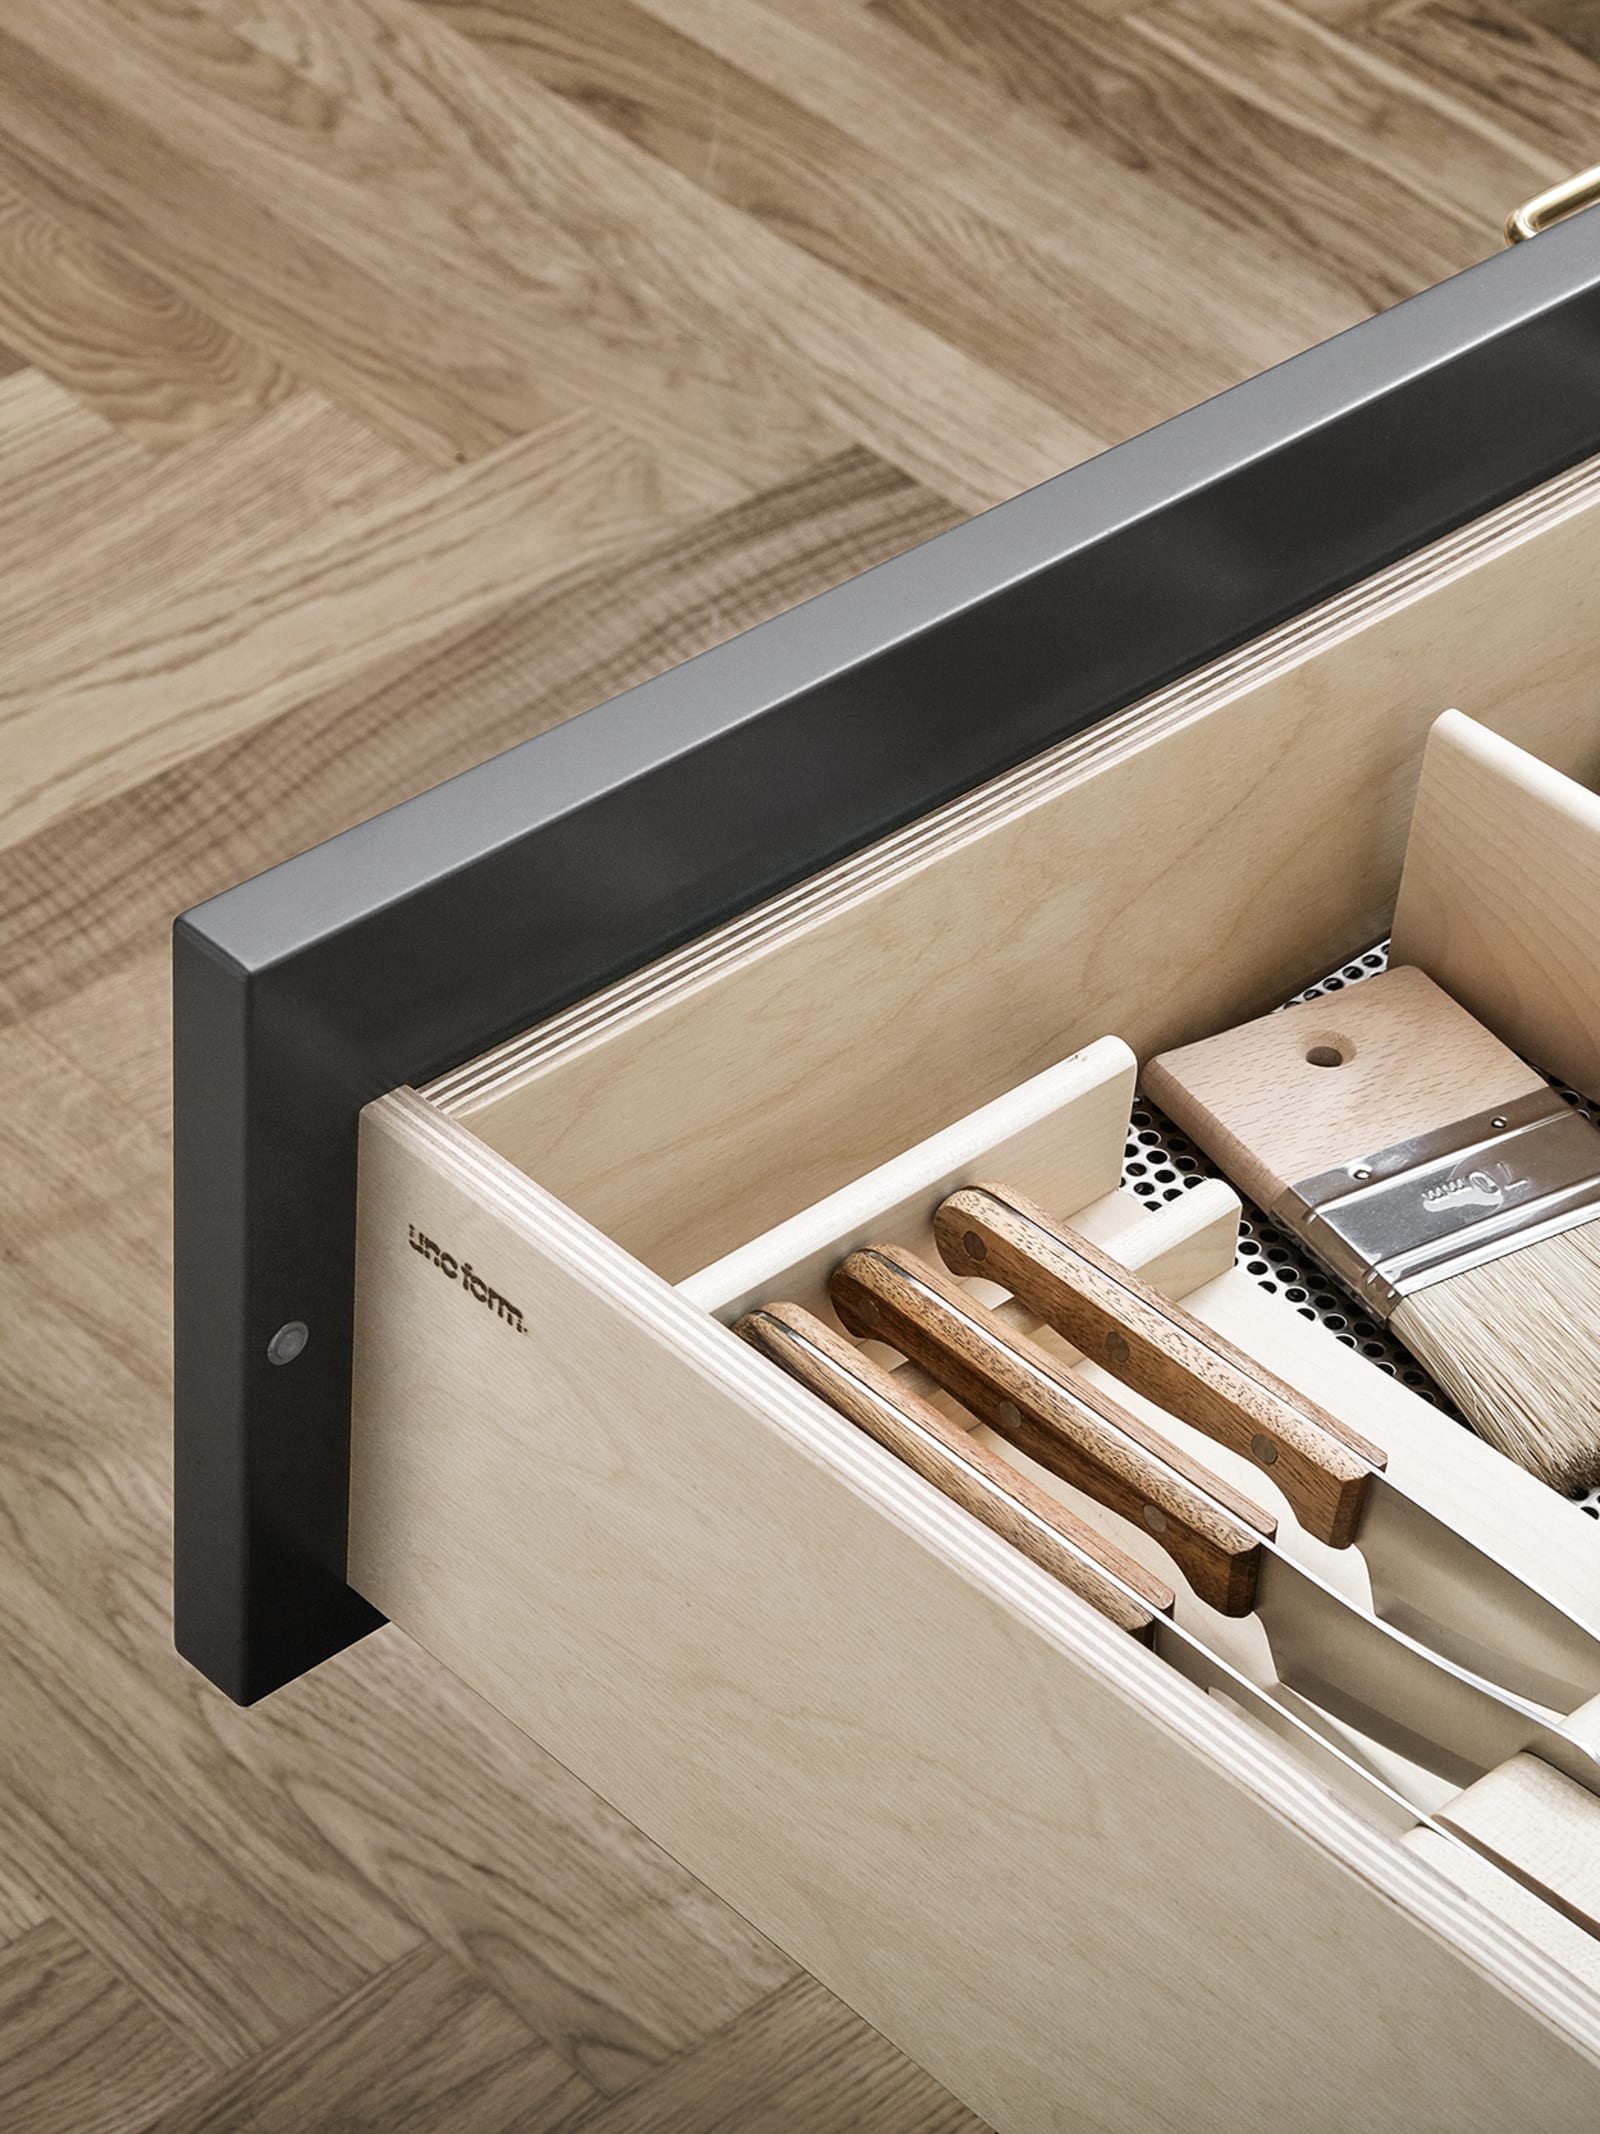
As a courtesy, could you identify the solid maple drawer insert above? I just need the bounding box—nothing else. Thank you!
[174,227,1600,2132]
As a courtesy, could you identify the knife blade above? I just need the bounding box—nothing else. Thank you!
[935,1182,1600,1717]
[740,1292,1600,1926]
[828,1241,1600,1798]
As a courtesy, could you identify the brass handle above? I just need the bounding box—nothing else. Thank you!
[1506,163,1600,243]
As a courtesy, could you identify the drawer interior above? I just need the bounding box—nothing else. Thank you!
[347,452,1600,2127]
[427,453,1600,1287]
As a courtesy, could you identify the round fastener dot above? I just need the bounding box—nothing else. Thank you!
[267,1320,309,1367]
[1106,1331,1131,1365]
[1250,1433,1279,1465]
[997,1400,1022,1430]
[1143,1504,1169,1535]
[856,1296,882,1328]
[962,1229,987,1263]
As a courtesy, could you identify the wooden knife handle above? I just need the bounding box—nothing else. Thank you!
[735,1302,1172,1635]
[935,1183,1382,1549]
[828,1245,1272,1616]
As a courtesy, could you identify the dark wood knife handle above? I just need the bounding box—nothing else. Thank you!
[736,1302,1172,1635]
[829,1245,1272,1617]
[935,1183,1381,1549]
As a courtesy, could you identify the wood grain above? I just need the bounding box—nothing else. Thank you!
[555,1973,984,2134]
[0,445,954,1034]
[0,170,291,448]
[1143,964,1546,1203]
[145,1943,595,2134]
[1436,1753,1600,1938]
[0,1919,211,2134]
[829,1244,1273,1612]
[1,0,1595,2123]
[348,1086,1600,2134]
[735,1300,1173,1628]
[874,0,1483,312]
[0,408,713,853]
[676,1038,1136,1312]
[1392,709,1600,1105]
[933,1183,1381,1544]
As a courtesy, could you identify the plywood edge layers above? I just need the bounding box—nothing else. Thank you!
[429,451,1600,1114]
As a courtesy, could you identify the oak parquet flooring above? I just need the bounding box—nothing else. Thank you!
[236,1636,797,2097]
[0,1919,212,2133]
[560,1974,987,2134]
[1130,0,1554,231]
[0,408,711,855]
[0,25,569,468]
[0,448,955,1034]
[0,1036,423,2064]
[873,0,1488,314]
[422,0,1250,449]
[6,0,1095,509]
[0,1863,49,1950]
[1366,0,1600,176]
[0,173,292,449]
[0,382,422,654]
[0,0,1582,2126]
[144,1943,598,2133]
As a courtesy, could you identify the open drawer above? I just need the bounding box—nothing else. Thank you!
[175,220,1600,2130]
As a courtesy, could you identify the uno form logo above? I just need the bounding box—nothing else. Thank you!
[408,1225,527,1334]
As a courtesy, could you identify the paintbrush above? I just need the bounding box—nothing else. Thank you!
[1142,964,1600,1496]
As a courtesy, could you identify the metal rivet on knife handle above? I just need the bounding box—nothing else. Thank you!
[828,1244,1273,1618]
[734,1301,1172,1637]
[933,1183,1382,1550]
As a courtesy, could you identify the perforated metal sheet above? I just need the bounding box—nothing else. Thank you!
[1124,943,1600,1524]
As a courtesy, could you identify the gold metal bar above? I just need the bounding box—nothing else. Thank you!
[1506,164,1600,243]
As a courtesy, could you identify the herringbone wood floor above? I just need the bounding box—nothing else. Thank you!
[0,2,1582,2126]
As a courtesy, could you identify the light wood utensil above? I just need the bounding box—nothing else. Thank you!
[1145,965,1600,1496]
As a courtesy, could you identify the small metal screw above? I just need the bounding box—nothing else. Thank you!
[1250,1433,1279,1466]
[267,1320,309,1366]
[1491,1115,1508,1130]
[1106,1331,1131,1365]
[961,1229,988,1263]
[1142,1504,1169,1535]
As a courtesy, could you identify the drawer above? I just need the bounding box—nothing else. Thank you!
[175,220,1600,2130]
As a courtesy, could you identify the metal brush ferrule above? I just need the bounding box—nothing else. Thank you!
[1272,1089,1600,1319]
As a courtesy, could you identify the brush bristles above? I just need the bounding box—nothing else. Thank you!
[1392,1222,1600,1496]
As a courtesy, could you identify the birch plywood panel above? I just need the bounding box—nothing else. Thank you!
[347,1090,1600,2134]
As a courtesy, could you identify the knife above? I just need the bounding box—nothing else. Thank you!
[933,1182,1600,1717]
[735,1300,1173,1633]
[740,1295,1600,1925]
[828,1242,1600,1797]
